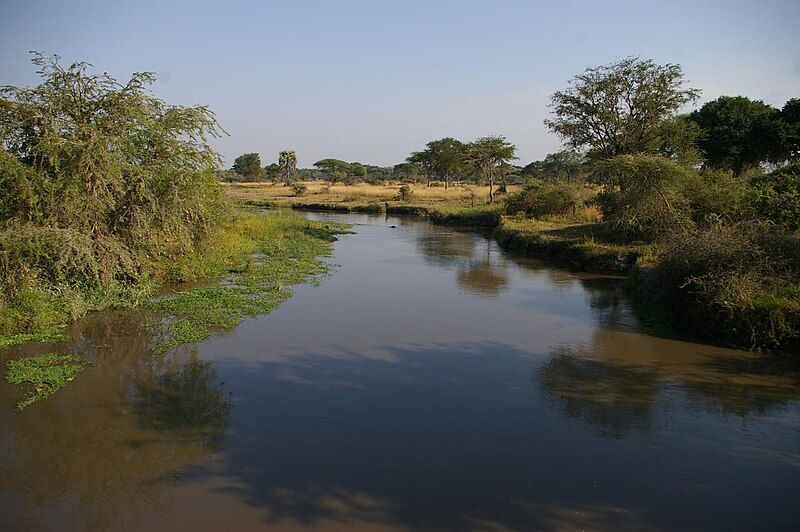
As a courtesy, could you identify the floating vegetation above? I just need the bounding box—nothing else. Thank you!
[5,353,88,410]
[150,211,349,354]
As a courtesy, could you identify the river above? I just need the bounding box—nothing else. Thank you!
[1,211,799,530]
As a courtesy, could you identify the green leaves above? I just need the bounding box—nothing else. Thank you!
[546,57,700,159]
[5,353,88,410]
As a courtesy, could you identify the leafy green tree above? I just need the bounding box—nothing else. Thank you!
[412,137,465,189]
[0,52,224,300]
[349,162,367,179]
[278,150,297,184]
[595,154,694,238]
[751,162,800,230]
[688,96,782,174]
[232,152,263,180]
[407,150,435,185]
[313,158,352,182]
[263,162,280,181]
[392,162,421,182]
[779,98,800,163]
[521,150,587,182]
[546,57,700,159]
[465,136,516,202]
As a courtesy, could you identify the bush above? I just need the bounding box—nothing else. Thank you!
[595,155,694,240]
[397,184,413,201]
[290,182,308,196]
[637,222,800,348]
[0,53,226,339]
[505,179,584,217]
[683,168,754,224]
[751,162,800,231]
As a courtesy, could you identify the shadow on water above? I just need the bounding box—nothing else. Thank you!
[0,311,232,531]
[188,336,800,530]
[2,212,799,530]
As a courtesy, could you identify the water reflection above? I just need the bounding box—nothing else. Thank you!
[415,228,510,297]
[536,333,800,440]
[0,311,231,530]
[3,212,800,530]
[133,355,231,449]
[536,346,660,439]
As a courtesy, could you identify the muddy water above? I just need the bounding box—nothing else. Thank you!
[1,212,799,531]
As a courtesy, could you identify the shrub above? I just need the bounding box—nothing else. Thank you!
[397,184,413,201]
[290,182,308,196]
[751,162,800,231]
[595,155,694,240]
[505,179,583,217]
[637,222,800,348]
[683,168,754,224]
[0,53,226,338]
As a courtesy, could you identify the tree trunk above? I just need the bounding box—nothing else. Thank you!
[488,178,494,203]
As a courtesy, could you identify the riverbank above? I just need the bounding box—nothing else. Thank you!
[226,182,643,274]
[227,183,798,352]
[0,211,349,350]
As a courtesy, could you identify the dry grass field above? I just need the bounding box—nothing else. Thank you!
[223,181,521,209]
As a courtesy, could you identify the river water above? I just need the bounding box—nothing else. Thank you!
[1,211,799,530]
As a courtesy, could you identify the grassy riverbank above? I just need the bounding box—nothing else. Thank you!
[226,181,799,351]
[149,211,348,354]
[0,211,348,350]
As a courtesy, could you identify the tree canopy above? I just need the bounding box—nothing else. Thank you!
[688,96,782,174]
[0,52,225,295]
[465,136,516,202]
[232,152,263,180]
[546,57,700,159]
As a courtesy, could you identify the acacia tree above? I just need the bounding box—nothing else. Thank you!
[278,150,297,184]
[232,153,263,181]
[465,136,516,203]
[411,138,464,189]
[522,150,586,182]
[688,96,782,174]
[407,150,434,185]
[546,57,700,160]
[0,52,225,295]
[313,158,352,183]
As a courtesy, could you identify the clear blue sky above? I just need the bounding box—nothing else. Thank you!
[2,0,799,167]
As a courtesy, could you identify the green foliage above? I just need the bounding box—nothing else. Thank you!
[637,223,800,348]
[464,136,516,202]
[5,353,88,409]
[393,162,421,182]
[505,179,584,217]
[349,162,367,178]
[0,53,227,342]
[428,205,504,228]
[521,150,587,181]
[595,154,694,239]
[314,158,353,181]
[688,96,782,174]
[397,184,413,201]
[683,168,754,224]
[232,153,264,180]
[780,98,800,162]
[409,137,465,188]
[751,162,800,230]
[150,212,349,354]
[546,57,700,159]
[290,182,308,196]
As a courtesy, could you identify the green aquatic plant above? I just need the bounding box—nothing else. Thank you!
[150,212,349,354]
[5,353,88,410]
